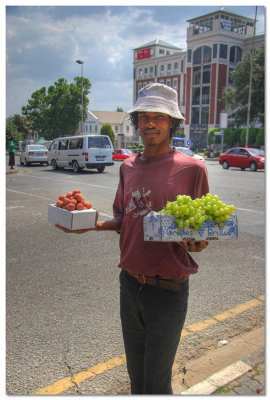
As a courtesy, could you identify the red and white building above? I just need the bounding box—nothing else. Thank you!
[132,8,264,148]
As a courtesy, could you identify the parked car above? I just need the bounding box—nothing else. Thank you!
[20,144,48,166]
[219,147,264,171]
[112,149,134,161]
[175,147,206,163]
[47,135,114,173]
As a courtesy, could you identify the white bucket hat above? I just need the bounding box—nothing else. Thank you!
[128,83,185,121]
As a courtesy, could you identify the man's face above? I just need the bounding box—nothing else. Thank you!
[138,112,171,147]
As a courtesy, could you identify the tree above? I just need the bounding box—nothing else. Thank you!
[6,121,23,149]
[207,128,221,146]
[223,128,233,147]
[22,77,91,140]
[256,127,264,146]
[221,46,264,126]
[116,107,123,112]
[100,123,115,146]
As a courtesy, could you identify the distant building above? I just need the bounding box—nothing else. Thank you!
[132,8,264,149]
[82,110,135,148]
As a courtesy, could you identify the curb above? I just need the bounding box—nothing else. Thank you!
[181,360,251,395]
[172,326,264,395]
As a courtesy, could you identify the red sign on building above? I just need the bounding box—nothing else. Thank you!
[137,48,151,59]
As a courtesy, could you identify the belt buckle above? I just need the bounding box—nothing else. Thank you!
[137,274,146,284]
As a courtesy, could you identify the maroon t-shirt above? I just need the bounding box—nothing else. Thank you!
[113,149,209,279]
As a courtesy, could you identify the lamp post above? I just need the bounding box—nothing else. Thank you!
[76,59,84,134]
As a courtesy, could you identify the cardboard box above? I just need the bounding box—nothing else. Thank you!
[48,204,97,230]
[143,211,238,241]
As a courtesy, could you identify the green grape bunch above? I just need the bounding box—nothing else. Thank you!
[159,193,235,231]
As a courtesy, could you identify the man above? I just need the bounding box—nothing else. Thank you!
[8,136,15,169]
[57,83,209,394]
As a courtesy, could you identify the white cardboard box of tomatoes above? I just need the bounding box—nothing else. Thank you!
[48,189,97,230]
[143,212,238,241]
[48,205,97,230]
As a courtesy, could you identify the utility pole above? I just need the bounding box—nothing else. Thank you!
[245,6,257,147]
[76,59,84,134]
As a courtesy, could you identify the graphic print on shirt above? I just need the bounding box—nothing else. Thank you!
[125,188,152,218]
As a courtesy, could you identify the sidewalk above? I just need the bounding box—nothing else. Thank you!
[172,326,265,395]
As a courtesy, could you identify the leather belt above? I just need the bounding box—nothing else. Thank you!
[126,271,188,292]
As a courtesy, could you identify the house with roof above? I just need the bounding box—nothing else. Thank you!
[82,110,135,148]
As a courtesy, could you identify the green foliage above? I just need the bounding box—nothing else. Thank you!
[21,77,91,140]
[221,46,264,126]
[116,107,123,112]
[6,121,23,148]
[100,123,115,146]
[240,127,258,146]
[223,128,233,146]
[256,127,264,146]
[207,128,221,145]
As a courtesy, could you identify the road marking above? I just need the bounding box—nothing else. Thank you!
[6,188,51,201]
[236,207,264,214]
[19,173,116,190]
[33,295,264,395]
[6,206,25,210]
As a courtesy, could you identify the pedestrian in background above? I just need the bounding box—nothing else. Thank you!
[56,83,209,394]
[8,137,15,169]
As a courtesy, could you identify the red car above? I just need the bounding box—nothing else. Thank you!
[112,149,134,161]
[219,147,264,171]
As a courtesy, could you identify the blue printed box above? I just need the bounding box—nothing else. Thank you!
[143,212,238,241]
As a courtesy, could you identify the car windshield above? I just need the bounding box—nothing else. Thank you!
[122,149,133,154]
[88,136,111,149]
[248,148,264,156]
[28,145,46,150]
[176,147,193,157]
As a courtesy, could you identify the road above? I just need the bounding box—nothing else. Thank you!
[6,157,265,395]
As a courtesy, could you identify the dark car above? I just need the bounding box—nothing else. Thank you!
[112,149,134,161]
[219,147,264,171]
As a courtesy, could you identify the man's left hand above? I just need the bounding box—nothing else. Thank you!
[178,239,208,252]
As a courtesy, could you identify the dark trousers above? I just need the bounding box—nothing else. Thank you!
[119,269,189,394]
[9,152,15,167]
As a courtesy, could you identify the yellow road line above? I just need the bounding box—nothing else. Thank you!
[33,295,264,395]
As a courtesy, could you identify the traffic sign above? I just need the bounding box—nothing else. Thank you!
[187,139,191,146]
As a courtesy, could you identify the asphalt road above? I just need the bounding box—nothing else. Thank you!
[6,157,265,395]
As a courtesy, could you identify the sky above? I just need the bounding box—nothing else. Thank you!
[4,2,266,119]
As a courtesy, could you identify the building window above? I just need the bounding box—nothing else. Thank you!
[219,44,228,59]
[95,125,97,132]
[193,47,202,65]
[160,65,164,75]
[167,64,171,74]
[192,87,201,105]
[229,46,242,63]
[201,107,209,124]
[228,67,235,85]
[159,49,165,55]
[173,79,178,91]
[166,79,171,87]
[181,60,184,73]
[193,66,201,84]
[85,125,88,132]
[89,125,92,132]
[203,65,211,84]
[150,66,154,77]
[191,107,200,124]
[188,49,192,63]
[115,126,118,133]
[144,68,148,77]
[138,68,143,77]
[213,44,217,58]
[203,46,212,63]
[202,86,210,104]
[159,79,164,84]
[174,63,178,74]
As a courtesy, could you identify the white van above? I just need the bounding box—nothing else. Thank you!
[48,135,114,173]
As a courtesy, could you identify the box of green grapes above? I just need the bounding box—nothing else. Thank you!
[143,194,238,241]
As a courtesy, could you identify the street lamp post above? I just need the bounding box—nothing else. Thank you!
[76,59,84,134]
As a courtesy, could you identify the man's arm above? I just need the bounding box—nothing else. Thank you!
[55,218,122,234]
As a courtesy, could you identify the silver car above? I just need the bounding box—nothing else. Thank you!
[175,147,206,163]
[20,144,48,166]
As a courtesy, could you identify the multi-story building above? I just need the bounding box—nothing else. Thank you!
[132,8,264,149]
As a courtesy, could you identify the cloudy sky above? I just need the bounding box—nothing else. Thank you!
[5,2,265,118]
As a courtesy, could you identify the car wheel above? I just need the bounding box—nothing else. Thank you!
[250,162,258,172]
[97,165,105,173]
[51,159,58,170]
[72,160,80,173]
[222,160,229,169]
[241,167,246,170]
[25,159,31,166]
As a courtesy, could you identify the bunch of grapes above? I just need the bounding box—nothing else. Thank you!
[159,193,235,231]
